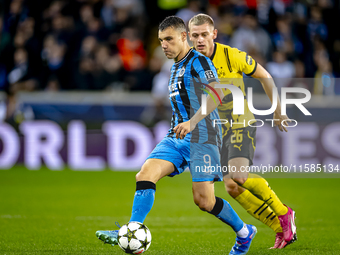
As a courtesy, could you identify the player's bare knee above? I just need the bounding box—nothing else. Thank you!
[223,177,241,198]
[232,177,247,186]
[225,181,241,198]
[197,201,213,212]
[193,196,199,206]
[193,196,214,212]
[135,171,146,182]
[135,171,143,182]
[136,164,153,182]
[193,196,205,210]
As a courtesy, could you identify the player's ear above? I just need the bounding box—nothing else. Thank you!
[181,31,187,41]
[213,29,218,40]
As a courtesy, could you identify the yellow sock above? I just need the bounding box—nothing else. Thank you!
[235,189,282,233]
[241,174,288,216]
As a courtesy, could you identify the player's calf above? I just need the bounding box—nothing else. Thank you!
[192,182,216,212]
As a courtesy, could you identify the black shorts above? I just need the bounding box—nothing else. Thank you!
[221,126,256,176]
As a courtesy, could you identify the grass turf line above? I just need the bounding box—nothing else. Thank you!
[0,166,340,254]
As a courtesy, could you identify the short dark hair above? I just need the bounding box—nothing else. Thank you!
[159,16,186,32]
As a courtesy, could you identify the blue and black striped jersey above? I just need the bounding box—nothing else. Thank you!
[167,48,222,147]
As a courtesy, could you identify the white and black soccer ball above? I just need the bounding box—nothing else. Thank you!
[117,222,151,254]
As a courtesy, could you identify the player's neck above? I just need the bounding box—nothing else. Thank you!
[207,43,216,59]
[175,43,191,63]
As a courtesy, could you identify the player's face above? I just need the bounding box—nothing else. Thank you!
[158,27,186,60]
[189,23,217,58]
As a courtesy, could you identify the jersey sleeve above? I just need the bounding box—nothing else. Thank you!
[192,56,219,84]
[229,47,257,76]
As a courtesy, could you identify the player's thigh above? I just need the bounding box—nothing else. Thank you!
[137,158,175,183]
[139,137,186,182]
[228,157,249,184]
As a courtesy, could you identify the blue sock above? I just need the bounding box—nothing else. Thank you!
[129,181,156,223]
[209,197,244,232]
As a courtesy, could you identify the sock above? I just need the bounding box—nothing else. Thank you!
[235,189,282,233]
[236,223,249,238]
[241,174,288,216]
[209,197,244,232]
[129,181,156,223]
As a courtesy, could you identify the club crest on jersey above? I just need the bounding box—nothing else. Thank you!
[246,54,253,65]
[179,67,185,77]
[205,70,215,80]
[216,67,226,77]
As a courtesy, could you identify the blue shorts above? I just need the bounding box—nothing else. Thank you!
[146,136,222,182]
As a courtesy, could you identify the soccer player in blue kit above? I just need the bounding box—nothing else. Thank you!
[96,16,256,254]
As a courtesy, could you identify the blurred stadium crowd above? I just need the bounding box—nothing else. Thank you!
[0,0,340,99]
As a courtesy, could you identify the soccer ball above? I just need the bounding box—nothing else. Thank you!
[117,222,151,254]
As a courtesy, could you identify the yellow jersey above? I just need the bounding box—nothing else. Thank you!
[210,42,257,135]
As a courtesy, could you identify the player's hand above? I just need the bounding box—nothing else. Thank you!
[273,112,291,132]
[174,121,196,139]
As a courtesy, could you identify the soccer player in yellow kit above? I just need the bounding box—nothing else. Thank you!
[188,14,297,249]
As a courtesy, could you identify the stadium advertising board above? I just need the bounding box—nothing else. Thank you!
[0,120,339,171]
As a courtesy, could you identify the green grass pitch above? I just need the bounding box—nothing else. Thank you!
[1,166,340,254]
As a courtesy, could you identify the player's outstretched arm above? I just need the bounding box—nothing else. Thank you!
[174,81,224,139]
[251,64,291,132]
